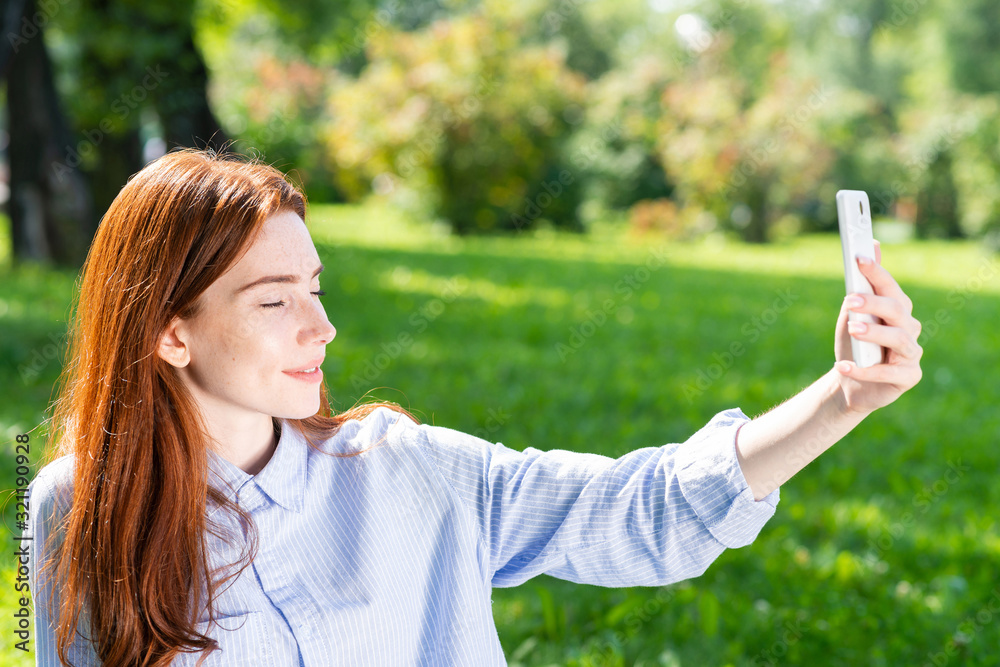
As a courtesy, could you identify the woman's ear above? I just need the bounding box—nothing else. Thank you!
[157,317,191,368]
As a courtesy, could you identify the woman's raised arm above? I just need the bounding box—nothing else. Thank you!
[735,247,923,501]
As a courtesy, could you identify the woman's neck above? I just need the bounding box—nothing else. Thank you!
[202,410,279,475]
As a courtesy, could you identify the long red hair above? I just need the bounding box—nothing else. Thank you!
[42,148,410,666]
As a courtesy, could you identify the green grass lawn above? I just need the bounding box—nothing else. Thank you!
[2,203,999,665]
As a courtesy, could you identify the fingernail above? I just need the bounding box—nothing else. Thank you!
[845,295,864,309]
[848,321,867,334]
[857,255,874,265]
[836,361,852,374]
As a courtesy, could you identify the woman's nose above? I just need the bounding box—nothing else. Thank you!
[304,298,336,345]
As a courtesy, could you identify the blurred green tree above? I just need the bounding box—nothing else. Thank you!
[194,0,478,202]
[325,5,586,233]
[934,0,1000,239]
[52,0,228,217]
[951,97,1000,243]
[2,0,230,263]
[941,0,1000,96]
[657,49,834,242]
[572,56,675,216]
[2,0,94,265]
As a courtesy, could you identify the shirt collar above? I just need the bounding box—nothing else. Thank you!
[253,419,307,513]
[206,419,308,514]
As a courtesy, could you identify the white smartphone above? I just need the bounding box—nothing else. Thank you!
[836,190,883,368]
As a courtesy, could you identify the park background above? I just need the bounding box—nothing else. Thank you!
[2,0,1000,664]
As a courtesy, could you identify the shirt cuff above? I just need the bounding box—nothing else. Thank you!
[674,408,779,549]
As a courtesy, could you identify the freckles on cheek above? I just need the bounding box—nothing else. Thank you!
[209,335,245,370]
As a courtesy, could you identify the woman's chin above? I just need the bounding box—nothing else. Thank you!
[269,397,322,421]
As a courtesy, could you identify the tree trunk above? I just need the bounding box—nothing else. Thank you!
[4,0,94,265]
[744,183,769,243]
[916,150,962,239]
[87,130,143,225]
[154,29,228,151]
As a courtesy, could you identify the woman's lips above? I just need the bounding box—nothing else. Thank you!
[283,366,323,383]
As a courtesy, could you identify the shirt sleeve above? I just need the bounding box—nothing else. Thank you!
[27,458,102,667]
[407,408,779,589]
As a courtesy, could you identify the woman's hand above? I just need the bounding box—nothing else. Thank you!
[834,241,923,415]
[736,242,923,499]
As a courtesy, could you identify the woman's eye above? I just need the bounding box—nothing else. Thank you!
[261,290,323,309]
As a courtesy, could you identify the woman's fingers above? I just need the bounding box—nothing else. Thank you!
[845,293,919,334]
[843,252,923,375]
[846,257,919,339]
[834,298,854,362]
[835,246,923,411]
[856,256,911,308]
[837,357,923,387]
[845,295,922,363]
[846,320,923,361]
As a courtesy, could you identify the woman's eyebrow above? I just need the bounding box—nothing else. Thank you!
[234,264,324,294]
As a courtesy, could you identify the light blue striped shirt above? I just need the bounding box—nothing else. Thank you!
[28,407,778,665]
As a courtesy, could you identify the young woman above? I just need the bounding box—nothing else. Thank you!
[28,149,922,666]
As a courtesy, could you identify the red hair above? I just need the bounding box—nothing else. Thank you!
[42,149,411,666]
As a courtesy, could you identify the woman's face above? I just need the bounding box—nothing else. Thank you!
[164,210,336,425]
